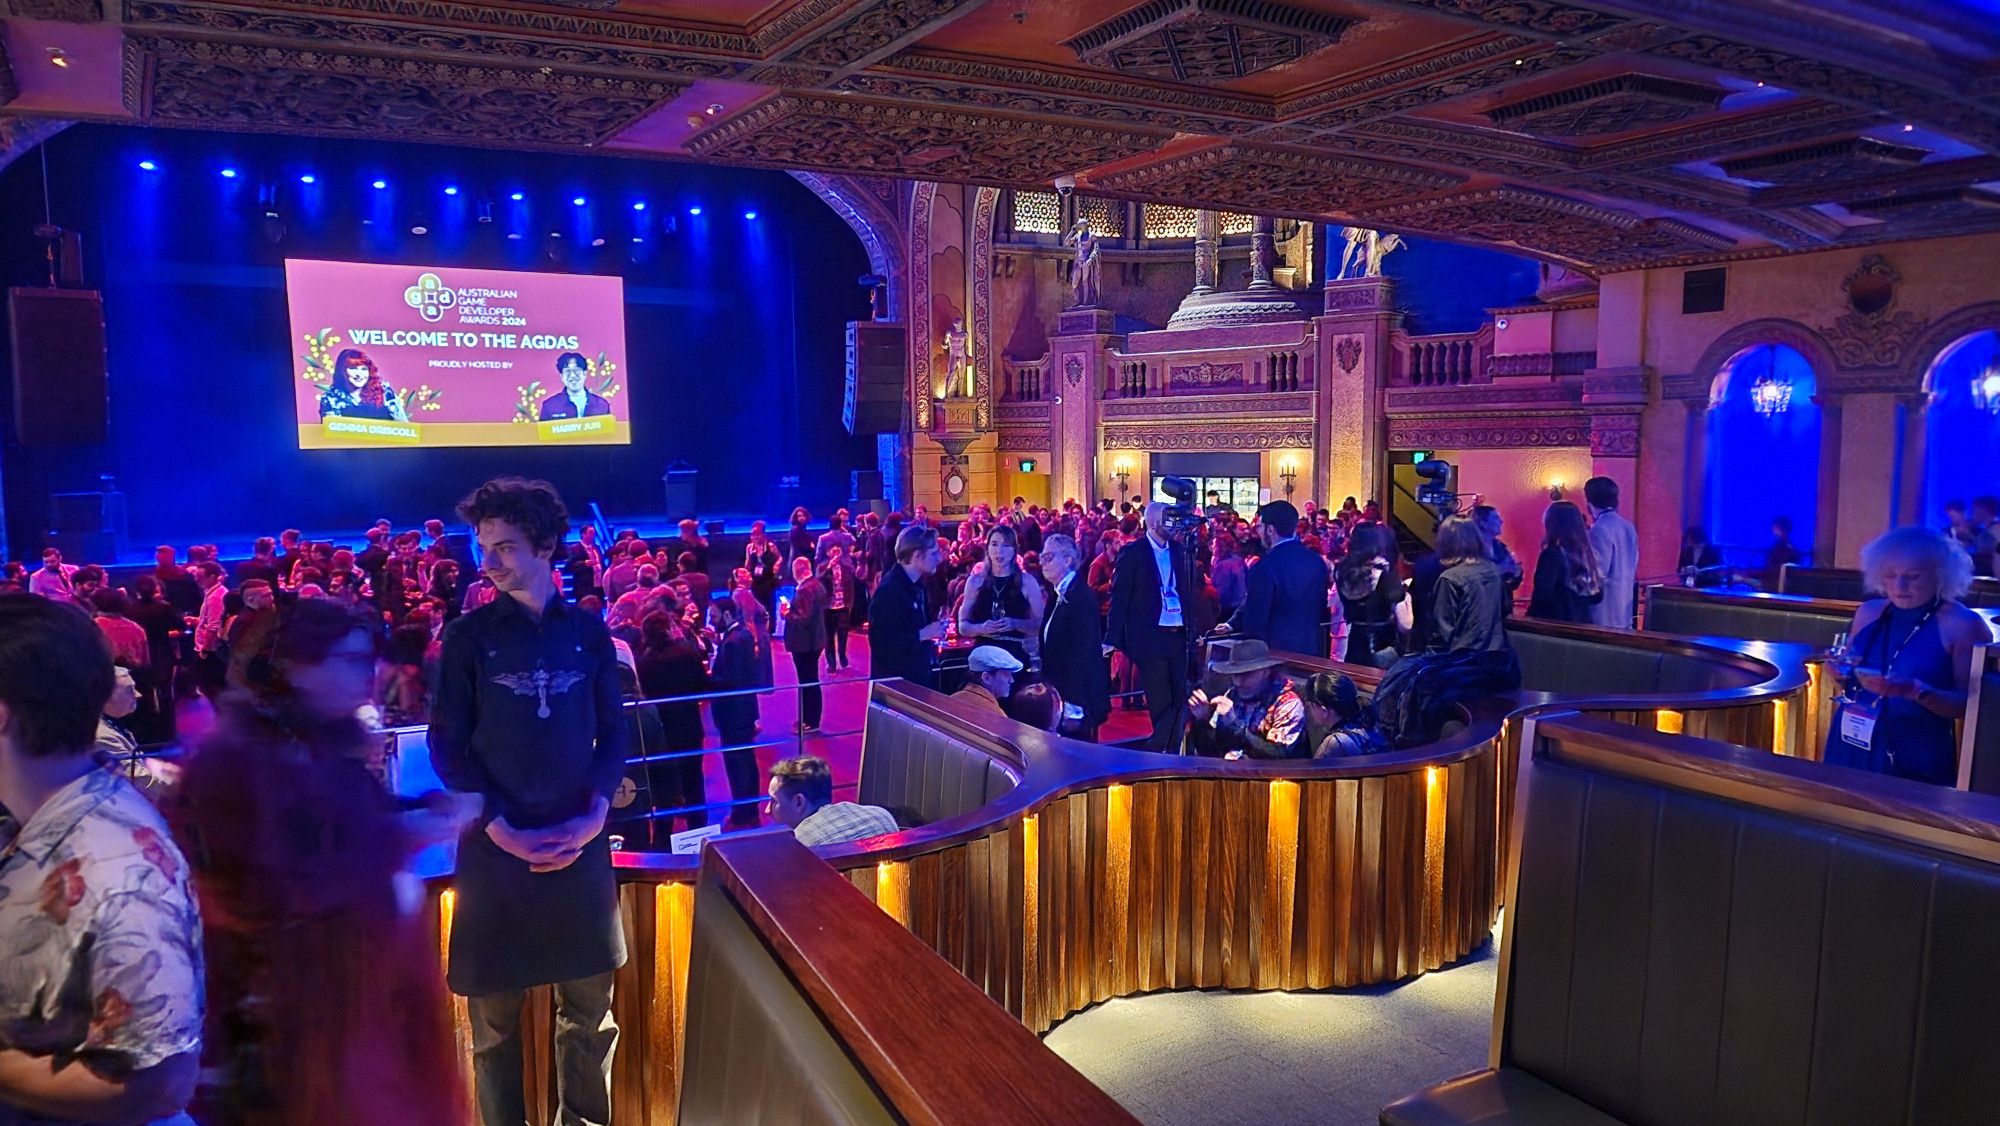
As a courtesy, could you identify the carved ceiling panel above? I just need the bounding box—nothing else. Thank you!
[1362,187,1733,268]
[130,35,684,146]
[1094,144,1463,217]
[1485,74,1726,138]
[1841,187,2000,225]
[1062,0,1354,82]
[1718,135,1929,186]
[686,94,1171,184]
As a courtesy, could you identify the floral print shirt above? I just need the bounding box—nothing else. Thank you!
[0,769,203,1124]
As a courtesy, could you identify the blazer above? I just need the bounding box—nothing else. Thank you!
[1228,538,1330,658]
[783,578,828,653]
[867,564,937,688]
[538,390,612,420]
[1106,536,1196,661]
[1042,575,1111,725]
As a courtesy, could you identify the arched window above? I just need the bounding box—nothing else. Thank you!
[1921,328,2000,529]
[1704,343,1822,569]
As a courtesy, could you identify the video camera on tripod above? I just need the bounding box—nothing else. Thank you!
[1157,475,1208,541]
[1414,459,1464,518]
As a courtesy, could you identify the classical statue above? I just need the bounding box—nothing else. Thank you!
[1337,226,1404,280]
[938,318,973,398]
[1063,219,1102,307]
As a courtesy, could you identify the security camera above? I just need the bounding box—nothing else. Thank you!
[1053,175,1076,199]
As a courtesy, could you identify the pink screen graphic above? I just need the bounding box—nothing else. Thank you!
[286,259,631,449]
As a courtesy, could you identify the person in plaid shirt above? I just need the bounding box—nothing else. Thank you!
[766,756,897,847]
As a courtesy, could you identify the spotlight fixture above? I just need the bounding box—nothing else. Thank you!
[591,237,606,247]
[632,236,644,243]
[220,167,238,179]
[706,102,724,115]
[445,185,459,196]
[744,210,757,220]
[510,191,525,202]
[507,232,523,240]
[299,174,316,184]
[138,160,158,171]
[633,201,646,211]
[46,47,70,68]
[411,224,430,236]
[572,196,586,206]
[688,205,702,216]
[372,179,387,190]
[1902,123,1915,132]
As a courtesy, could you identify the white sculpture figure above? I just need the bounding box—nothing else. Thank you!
[938,318,973,398]
[1338,226,1404,279]
[1063,219,1101,307]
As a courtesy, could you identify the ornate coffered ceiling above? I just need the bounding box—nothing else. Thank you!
[1,0,1997,271]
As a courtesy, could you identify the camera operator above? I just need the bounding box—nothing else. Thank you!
[1105,500,1198,751]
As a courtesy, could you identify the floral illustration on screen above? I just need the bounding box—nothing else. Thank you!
[302,328,442,421]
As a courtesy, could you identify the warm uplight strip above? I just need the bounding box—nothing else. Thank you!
[1266,780,1300,988]
[1106,785,1134,995]
[1772,696,1794,757]
[1020,813,1041,1029]
[438,887,455,961]
[876,860,911,929]
[1656,709,1685,734]
[1423,767,1447,967]
[658,881,695,1091]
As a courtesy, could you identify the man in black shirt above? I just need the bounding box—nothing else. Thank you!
[867,524,947,688]
[429,477,627,1126]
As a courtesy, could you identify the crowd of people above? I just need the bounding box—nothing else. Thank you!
[4,467,1995,1125]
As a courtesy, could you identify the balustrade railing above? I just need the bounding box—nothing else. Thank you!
[1003,358,1048,402]
[1399,332,1488,387]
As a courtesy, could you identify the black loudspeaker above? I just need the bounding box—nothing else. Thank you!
[851,469,884,500]
[844,320,906,436]
[9,288,108,446]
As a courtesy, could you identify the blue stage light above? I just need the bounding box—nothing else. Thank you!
[572,196,586,206]
[220,167,238,179]
[744,210,758,220]
[299,174,316,184]
[688,205,702,216]
[138,160,158,171]
[510,191,525,202]
[633,201,647,211]
[445,185,459,196]
[372,179,387,190]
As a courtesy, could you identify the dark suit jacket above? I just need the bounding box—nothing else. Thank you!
[783,578,827,654]
[1042,576,1110,724]
[1228,538,1330,658]
[538,391,612,420]
[1106,536,1196,661]
[867,564,937,688]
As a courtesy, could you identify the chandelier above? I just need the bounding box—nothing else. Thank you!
[1974,361,2000,414]
[1750,370,1792,416]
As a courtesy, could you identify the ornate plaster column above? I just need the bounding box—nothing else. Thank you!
[1191,210,1219,296]
[1249,216,1277,290]
[1315,275,1400,507]
[1817,392,1846,565]
[1047,309,1121,507]
[1895,392,1929,527]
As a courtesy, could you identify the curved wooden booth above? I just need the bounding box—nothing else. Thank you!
[432,621,1829,1123]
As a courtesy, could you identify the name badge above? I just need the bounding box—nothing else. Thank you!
[1840,701,1879,750]
[1162,591,1183,616]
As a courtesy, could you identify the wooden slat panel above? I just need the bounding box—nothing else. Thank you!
[1382,771,1410,979]
[937,847,968,973]
[1163,782,1189,988]
[1067,792,1092,1014]
[1328,777,1355,988]
[1223,783,1257,989]
[1132,782,1163,994]
[1359,775,1386,983]
[1001,824,1025,1024]
[1042,802,1070,1025]
[1185,781,1213,984]
[965,836,991,996]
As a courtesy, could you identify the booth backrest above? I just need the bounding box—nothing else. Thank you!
[858,701,1020,827]
[1507,625,1761,696]
[1504,720,2000,1125]
[1781,565,2000,608]
[677,879,897,1125]
[1642,587,1854,649]
[1959,645,2000,797]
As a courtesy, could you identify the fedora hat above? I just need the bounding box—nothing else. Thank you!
[1211,639,1286,674]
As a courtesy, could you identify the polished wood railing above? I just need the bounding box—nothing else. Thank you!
[434,622,1826,1123]
[678,831,1138,1124]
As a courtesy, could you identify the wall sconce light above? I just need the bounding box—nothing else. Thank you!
[1277,456,1299,496]
[1547,479,1566,502]
[1112,458,1132,500]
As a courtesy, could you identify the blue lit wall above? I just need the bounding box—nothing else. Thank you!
[1704,343,1821,565]
[0,125,875,554]
[1922,329,2000,526]
[1381,238,1542,334]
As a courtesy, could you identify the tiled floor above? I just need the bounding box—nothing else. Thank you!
[1044,943,1498,1125]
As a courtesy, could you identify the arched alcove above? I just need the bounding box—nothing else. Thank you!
[1921,328,2000,526]
[1705,343,1822,567]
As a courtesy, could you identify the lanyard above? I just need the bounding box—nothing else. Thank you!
[1871,598,1940,675]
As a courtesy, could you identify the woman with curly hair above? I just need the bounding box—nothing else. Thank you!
[168,599,469,1126]
[317,349,408,422]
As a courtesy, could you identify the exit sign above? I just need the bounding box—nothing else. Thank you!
[1410,451,1433,464]
[1017,458,1037,472]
